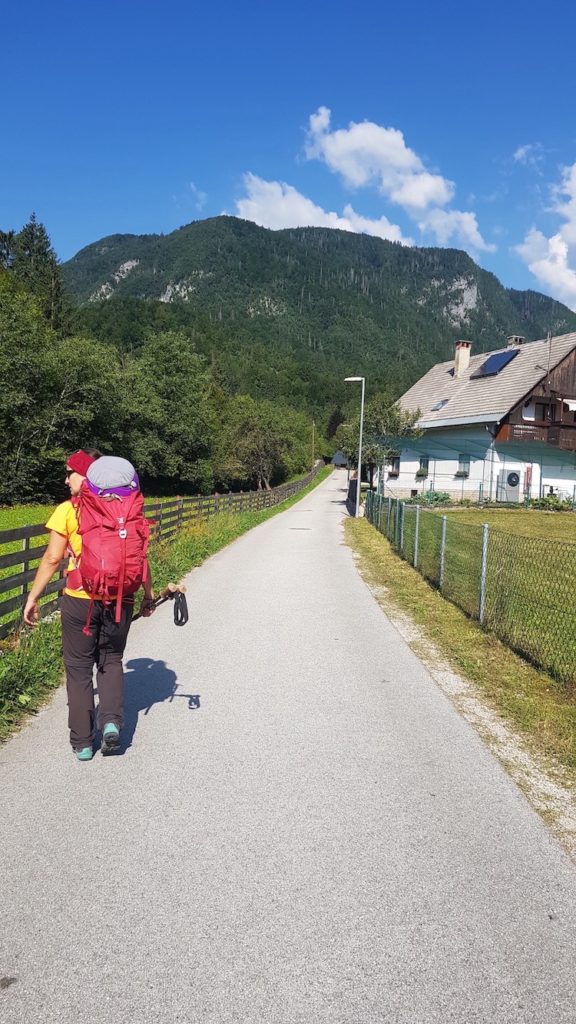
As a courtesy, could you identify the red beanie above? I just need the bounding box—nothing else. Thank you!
[66,450,96,477]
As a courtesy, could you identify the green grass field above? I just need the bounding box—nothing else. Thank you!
[0,505,53,530]
[0,495,178,532]
[441,506,576,542]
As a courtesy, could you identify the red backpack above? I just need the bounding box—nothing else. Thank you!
[70,482,150,632]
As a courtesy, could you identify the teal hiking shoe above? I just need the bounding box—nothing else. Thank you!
[75,747,94,762]
[101,722,120,754]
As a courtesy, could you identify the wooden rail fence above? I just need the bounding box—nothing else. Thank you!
[0,467,323,640]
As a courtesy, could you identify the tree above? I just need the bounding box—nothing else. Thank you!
[9,214,66,331]
[0,276,61,501]
[326,407,345,440]
[0,230,16,269]
[215,396,310,491]
[336,393,421,489]
[132,330,217,493]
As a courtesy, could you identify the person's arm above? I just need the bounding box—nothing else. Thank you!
[23,531,68,626]
[139,559,155,616]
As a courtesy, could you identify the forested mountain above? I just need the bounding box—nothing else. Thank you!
[63,216,576,410]
[4,213,576,503]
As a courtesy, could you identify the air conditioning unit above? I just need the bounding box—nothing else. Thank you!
[496,469,521,502]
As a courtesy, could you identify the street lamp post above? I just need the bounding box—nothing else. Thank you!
[344,376,365,517]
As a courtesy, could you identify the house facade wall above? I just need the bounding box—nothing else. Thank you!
[375,426,576,502]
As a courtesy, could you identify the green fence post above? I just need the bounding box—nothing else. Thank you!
[414,505,420,568]
[479,523,489,624]
[439,514,447,590]
[395,499,400,548]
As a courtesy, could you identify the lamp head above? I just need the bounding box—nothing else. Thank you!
[344,376,364,382]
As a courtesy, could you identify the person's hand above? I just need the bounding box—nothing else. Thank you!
[23,597,40,627]
[139,594,155,618]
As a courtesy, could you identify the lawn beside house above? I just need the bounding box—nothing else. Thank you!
[439,507,576,542]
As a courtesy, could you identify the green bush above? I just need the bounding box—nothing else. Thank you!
[404,490,451,506]
[528,496,574,512]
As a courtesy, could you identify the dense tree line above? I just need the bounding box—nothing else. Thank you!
[0,218,315,504]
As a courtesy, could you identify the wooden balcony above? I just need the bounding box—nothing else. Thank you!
[497,422,576,451]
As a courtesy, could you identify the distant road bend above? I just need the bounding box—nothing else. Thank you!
[1,471,575,1024]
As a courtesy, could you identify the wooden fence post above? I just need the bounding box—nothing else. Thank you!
[21,536,30,603]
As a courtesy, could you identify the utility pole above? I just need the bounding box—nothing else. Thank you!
[344,376,366,517]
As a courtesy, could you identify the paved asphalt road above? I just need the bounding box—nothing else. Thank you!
[1,472,575,1024]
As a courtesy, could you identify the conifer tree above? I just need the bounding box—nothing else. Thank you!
[11,213,65,330]
[0,229,16,269]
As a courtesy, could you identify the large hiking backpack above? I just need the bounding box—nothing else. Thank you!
[70,457,150,630]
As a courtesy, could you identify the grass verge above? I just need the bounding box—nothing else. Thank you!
[0,467,331,742]
[345,517,576,780]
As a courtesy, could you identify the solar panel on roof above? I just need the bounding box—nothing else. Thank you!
[470,349,519,379]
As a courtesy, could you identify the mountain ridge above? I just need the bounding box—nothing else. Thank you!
[62,216,576,406]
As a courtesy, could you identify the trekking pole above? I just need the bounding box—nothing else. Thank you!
[153,582,186,606]
[154,583,189,626]
[136,583,189,625]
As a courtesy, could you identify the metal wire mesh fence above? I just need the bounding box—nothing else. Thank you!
[365,491,576,685]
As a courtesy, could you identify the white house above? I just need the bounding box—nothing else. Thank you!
[378,333,576,502]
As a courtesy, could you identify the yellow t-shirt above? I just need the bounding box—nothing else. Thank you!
[45,500,91,599]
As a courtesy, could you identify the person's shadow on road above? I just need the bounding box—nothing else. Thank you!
[114,657,200,752]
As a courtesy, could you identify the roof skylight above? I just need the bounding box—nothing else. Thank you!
[431,398,449,411]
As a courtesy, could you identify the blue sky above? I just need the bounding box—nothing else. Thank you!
[3,0,576,307]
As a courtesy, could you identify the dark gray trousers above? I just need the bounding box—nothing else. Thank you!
[60,594,133,750]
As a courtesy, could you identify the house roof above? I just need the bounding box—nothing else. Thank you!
[399,332,576,429]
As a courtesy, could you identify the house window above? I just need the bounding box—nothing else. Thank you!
[416,456,429,478]
[388,456,400,476]
[456,454,470,478]
[535,402,555,422]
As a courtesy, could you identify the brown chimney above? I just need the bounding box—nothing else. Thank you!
[454,340,472,378]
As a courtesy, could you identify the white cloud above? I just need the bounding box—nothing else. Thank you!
[305,106,453,210]
[515,163,576,309]
[550,163,576,245]
[235,173,413,244]
[513,143,544,169]
[418,209,496,253]
[302,107,493,253]
[189,181,207,210]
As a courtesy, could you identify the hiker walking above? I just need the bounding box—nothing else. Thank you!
[23,450,155,761]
